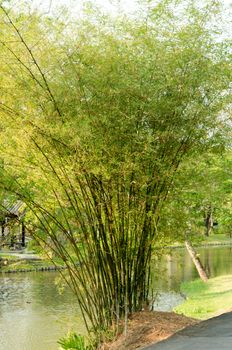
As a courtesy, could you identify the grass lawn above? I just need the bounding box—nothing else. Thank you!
[174,275,232,320]
[202,234,232,245]
[163,234,232,249]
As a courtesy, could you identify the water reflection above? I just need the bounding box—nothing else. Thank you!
[153,246,232,291]
[153,291,186,311]
[0,272,85,350]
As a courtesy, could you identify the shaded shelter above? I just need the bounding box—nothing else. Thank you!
[0,200,26,248]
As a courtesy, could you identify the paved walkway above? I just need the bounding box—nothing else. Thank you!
[0,251,41,260]
[144,311,232,350]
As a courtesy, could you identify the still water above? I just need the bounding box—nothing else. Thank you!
[0,272,85,350]
[154,245,232,291]
[0,246,232,350]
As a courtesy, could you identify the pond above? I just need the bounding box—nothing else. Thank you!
[154,245,232,291]
[0,245,232,350]
[0,272,85,350]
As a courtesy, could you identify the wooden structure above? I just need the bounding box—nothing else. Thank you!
[0,200,26,249]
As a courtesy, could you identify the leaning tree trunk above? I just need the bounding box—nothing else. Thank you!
[185,240,208,282]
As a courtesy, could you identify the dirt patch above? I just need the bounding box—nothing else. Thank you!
[104,311,198,350]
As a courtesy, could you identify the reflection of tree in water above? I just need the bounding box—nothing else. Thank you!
[0,272,86,350]
[192,247,232,279]
[0,273,73,308]
[153,249,197,291]
[203,249,211,278]
[151,247,232,293]
[30,272,76,308]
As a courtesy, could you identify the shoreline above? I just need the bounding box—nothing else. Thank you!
[161,241,232,250]
[0,265,66,274]
[1,241,232,274]
[104,311,198,350]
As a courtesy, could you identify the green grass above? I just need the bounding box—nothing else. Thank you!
[163,233,232,249]
[175,275,232,320]
[0,254,20,260]
[202,234,232,244]
[0,258,64,272]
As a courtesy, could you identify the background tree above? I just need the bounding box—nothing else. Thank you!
[158,151,232,242]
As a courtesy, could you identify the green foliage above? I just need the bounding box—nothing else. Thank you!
[175,275,232,319]
[58,333,92,350]
[158,152,232,242]
[0,0,232,346]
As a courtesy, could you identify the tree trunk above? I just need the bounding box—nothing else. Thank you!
[205,206,213,237]
[185,240,208,282]
[21,221,26,247]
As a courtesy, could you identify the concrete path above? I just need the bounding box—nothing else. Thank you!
[0,251,42,260]
[144,311,232,350]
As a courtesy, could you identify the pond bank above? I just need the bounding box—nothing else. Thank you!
[106,274,232,349]
[139,311,232,350]
[174,275,232,319]
[104,311,197,350]
[0,252,66,273]
[1,265,66,274]
[2,238,232,274]
[164,240,232,250]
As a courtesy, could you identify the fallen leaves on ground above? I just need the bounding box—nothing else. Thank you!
[103,311,198,350]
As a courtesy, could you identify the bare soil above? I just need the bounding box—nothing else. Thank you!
[104,311,198,350]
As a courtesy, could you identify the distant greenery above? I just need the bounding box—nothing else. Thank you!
[175,275,232,319]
